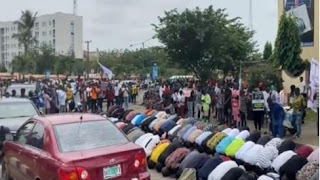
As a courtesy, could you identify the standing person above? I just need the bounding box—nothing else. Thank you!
[132,85,138,105]
[291,88,306,139]
[270,85,280,104]
[86,84,92,111]
[177,90,186,118]
[90,85,98,113]
[232,84,240,127]
[252,88,265,131]
[216,84,225,125]
[114,84,120,106]
[80,84,88,112]
[187,89,195,118]
[20,88,26,98]
[97,85,104,111]
[172,89,179,113]
[239,90,248,127]
[56,86,66,113]
[122,85,129,110]
[224,84,232,126]
[43,90,52,114]
[268,98,286,138]
[262,86,271,127]
[66,84,73,112]
[201,89,211,123]
[194,87,202,119]
[288,85,296,106]
[159,84,164,101]
[106,85,115,110]
[73,83,81,109]
[11,90,16,97]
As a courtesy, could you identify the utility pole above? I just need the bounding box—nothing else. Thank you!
[85,40,92,79]
[73,0,78,15]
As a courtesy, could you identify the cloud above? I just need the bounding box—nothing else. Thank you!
[0,0,278,51]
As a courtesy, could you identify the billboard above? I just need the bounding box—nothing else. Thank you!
[284,0,314,46]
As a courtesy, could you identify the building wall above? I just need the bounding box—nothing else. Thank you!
[0,12,83,69]
[278,0,319,92]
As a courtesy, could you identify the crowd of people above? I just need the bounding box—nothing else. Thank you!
[152,79,319,139]
[0,79,141,114]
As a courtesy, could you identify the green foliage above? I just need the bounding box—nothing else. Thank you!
[153,6,256,83]
[12,10,37,54]
[247,63,283,91]
[35,44,56,74]
[273,13,304,77]
[263,42,273,61]
[11,53,37,74]
[0,64,7,72]
[97,47,187,79]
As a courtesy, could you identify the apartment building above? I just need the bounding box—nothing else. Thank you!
[0,12,83,69]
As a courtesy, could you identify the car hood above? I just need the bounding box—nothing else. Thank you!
[0,117,31,132]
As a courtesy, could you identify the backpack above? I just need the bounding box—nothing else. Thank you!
[178,168,197,180]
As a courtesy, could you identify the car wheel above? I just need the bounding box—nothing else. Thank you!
[2,160,12,180]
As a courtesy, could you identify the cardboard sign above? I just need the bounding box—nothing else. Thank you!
[252,92,264,111]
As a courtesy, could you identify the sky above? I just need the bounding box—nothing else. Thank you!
[0,0,278,52]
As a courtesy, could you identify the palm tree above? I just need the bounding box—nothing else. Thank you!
[12,10,38,55]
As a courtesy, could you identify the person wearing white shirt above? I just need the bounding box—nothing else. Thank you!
[114,85,120,106]
[177,90,186,117]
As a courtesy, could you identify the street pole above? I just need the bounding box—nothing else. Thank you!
[85,40,92,79]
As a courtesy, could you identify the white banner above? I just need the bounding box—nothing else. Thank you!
[307,59,319,111]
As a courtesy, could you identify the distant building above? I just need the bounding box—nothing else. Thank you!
[0,12,83,69]
[278,0,319,92]
[83,50,99,61]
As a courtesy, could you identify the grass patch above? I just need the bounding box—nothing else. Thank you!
[305,109,318,122]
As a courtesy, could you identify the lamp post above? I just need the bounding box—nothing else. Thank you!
[84,40,92,79]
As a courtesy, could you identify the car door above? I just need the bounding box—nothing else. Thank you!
[6,121,35,180]
[19,122,46,180]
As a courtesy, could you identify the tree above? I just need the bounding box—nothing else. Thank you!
[12,10,37,55]
[272,13,305,76]
[263,42,273,61]
[35,44,56,74]
[153,6,256,83]
[11,53,36,75]
[0,64,7,72]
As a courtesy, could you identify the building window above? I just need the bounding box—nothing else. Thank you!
[49,21,52,26]
[18,51,22,56]
[35,22,39,29]
[42,31,46,36]
[35,32,39,38]
[18,43,22,49]
[49,31,52,36]
[53,39,55,47]
[5,28,9,33]
[53,29,55,37]
[53,20,55,27]
[42,22,46,27]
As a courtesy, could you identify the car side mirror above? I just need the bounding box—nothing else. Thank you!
[5,134,14,141]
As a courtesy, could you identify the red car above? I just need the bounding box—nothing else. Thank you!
[2,114,150,180]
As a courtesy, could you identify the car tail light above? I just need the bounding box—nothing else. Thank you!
[58,167,91,180]
[132,152,147,171]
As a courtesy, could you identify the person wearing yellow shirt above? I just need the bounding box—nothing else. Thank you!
[202,89,211,123]
[132,85,139,104]
[66,84,73,112]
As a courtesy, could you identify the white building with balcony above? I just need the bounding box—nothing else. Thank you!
[0,12,83,69]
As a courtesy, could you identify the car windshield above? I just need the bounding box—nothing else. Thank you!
[0,102,38,119]
[54,120,129,153]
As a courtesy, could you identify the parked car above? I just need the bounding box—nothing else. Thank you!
[2,114,150,180]
[6,83,37,96]
[0,98,40,134]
